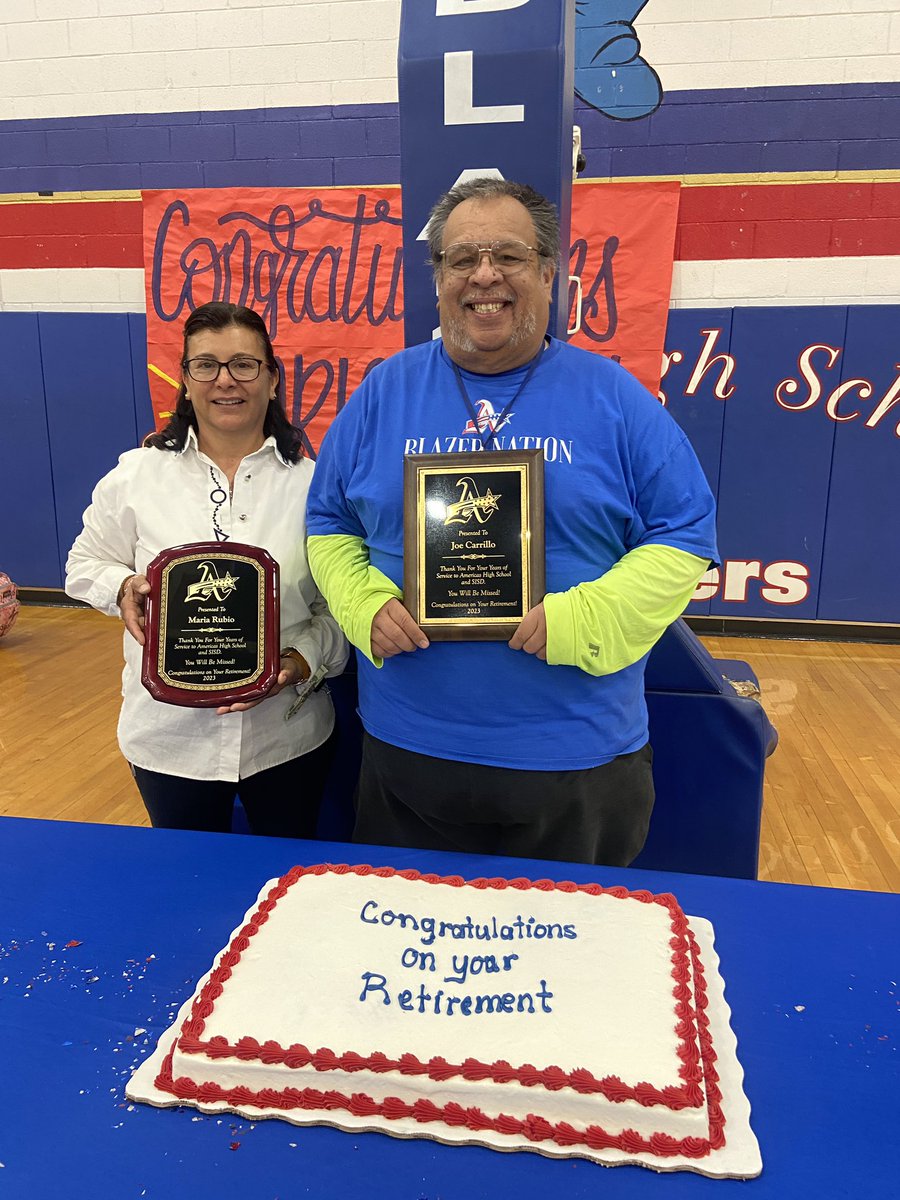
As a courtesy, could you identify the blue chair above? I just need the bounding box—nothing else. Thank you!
[633,619,777,880]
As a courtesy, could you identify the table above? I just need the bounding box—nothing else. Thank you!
[1,816,897,1198]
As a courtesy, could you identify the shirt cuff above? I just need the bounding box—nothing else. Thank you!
[544,545,711,676]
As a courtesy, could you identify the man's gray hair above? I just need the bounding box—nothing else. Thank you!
[425,178,560,277]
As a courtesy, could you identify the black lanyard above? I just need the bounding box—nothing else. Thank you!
[449,343,545,450]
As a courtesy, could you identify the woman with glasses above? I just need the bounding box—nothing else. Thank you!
[66,301,348,836]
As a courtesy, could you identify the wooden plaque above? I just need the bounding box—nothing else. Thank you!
[141,541,280,707]
[403,450,545,641]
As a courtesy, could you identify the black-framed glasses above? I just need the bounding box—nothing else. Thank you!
[438,240,539,275]
[183,355,264,382]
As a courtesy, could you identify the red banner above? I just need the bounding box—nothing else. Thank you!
[568,180,681,391]
[143,187,405,454]
[143,181,679,453]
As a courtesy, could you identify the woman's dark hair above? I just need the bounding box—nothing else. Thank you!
[144,302,303,462]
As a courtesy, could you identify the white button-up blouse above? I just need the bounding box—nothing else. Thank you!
[65,430,348,782]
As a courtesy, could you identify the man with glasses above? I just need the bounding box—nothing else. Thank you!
[307,177,717,866]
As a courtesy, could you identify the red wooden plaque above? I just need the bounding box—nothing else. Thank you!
[141,541,280,707]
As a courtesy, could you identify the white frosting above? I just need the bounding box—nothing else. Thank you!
[168,869,714,1147]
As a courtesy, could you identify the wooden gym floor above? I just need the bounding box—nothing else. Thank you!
[1,605,898,894]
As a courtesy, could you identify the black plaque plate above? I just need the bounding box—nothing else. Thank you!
[403,450,544,640]
[141,541,280,707]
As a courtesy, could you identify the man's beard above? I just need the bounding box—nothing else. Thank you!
[441,304,537,358]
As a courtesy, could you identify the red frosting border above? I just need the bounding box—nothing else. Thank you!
[155,863,724,1158]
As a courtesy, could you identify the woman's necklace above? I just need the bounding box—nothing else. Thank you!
[208,465,230,542]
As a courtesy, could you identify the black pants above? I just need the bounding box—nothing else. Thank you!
[354,733,654,867]
[132,730,336,838]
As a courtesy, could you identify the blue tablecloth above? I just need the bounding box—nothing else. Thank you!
[1,816,897,1198]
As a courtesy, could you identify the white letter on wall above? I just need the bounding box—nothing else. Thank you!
[437,0,529,14]
[444,51,525,125]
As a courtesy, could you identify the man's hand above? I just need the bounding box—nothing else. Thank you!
[371,598,429,659]
[119,574,151,646]
[508,602,547,660]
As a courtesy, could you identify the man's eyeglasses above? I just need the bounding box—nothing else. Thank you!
[183,356,265,382]
[437,240,539,276]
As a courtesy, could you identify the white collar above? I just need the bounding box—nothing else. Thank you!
[180,426,290,467]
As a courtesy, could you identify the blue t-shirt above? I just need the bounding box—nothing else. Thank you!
[308,338,718,769]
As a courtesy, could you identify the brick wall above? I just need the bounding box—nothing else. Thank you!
[0,1,401,120]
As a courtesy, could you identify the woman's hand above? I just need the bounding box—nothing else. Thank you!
[118,574,151,646]
[215,652,307,715]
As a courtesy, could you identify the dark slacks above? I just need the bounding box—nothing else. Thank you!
[132,729,336,838]
[353,733,654,867]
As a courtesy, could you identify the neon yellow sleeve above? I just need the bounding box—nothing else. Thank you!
[543,544,711,677]
[307,533,402,667]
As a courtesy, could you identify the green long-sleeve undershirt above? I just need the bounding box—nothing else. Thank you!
[307,534,402,665]
[307,533,710,675]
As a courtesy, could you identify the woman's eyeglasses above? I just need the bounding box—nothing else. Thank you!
[183,356,264,382]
